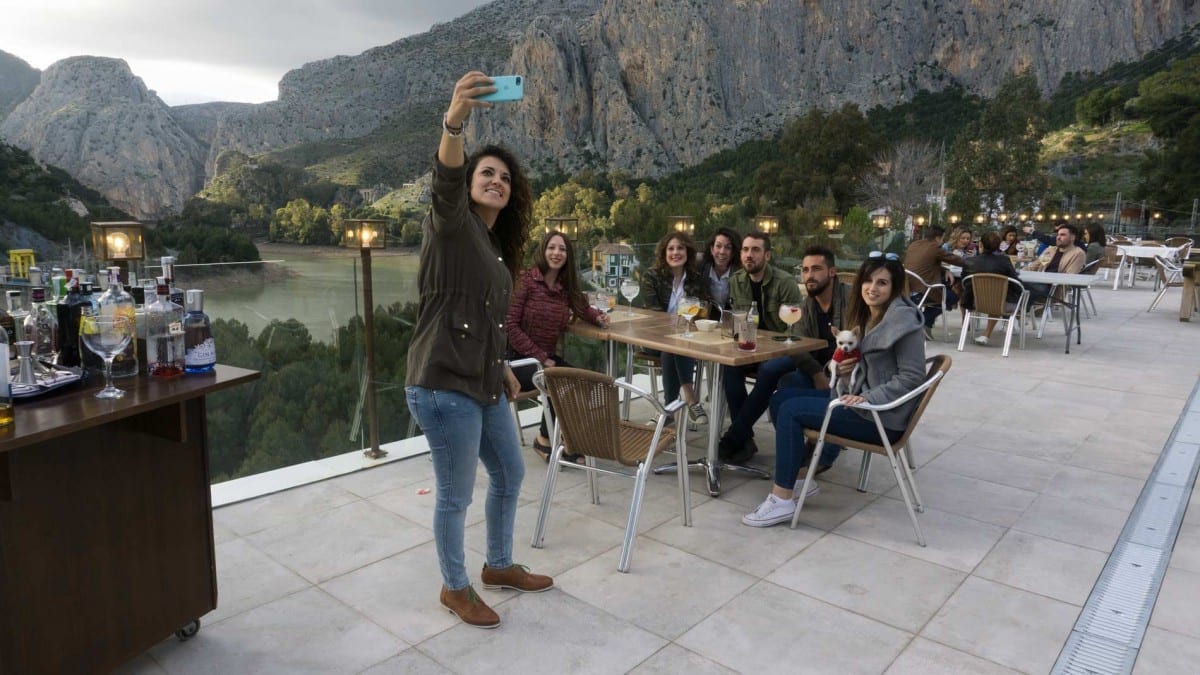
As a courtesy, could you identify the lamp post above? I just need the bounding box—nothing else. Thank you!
[544,216,580,240]
[872,214,891,250]
[823,216,842,235]
[753,215,779,235]
[342,218,387,460]
[667,215,695,236]
[913,215,927,241]
[89,221,146,283]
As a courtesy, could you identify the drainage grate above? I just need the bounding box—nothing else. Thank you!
[1053,380,1200,674]
[1055,632,1137,675]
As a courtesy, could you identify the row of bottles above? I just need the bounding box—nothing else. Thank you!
[1,255,215,382]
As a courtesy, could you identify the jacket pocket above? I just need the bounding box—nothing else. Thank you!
[434,309,487,378]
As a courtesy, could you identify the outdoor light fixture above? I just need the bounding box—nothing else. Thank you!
[544,216,580,240]
[90,221,145,262]
[974,214,987,226]
[823,217,842,232]
[754,215,779,234]
[667,216,695,236]
[948,214,961,225]
[342,218,388,460]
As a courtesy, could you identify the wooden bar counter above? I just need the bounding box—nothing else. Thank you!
[0,364,259,674]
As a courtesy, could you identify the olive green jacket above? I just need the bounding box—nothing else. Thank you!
[728,263,802,333]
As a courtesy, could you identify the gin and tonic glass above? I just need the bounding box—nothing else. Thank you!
[80,314,134,399]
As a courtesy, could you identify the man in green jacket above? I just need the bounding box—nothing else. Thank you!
[720,231,802,462]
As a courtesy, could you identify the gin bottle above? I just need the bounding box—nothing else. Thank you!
[146,278,185,377]
[183,289,216,374]
[3,290,24,343]
[55,273,85,367]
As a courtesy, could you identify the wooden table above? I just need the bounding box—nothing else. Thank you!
[0,365,259,674]
[571,309,824,495]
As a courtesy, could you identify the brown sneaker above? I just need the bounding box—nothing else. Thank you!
[481,563,554,593]
[440,585,500,628]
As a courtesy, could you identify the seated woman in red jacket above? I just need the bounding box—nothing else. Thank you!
[507,230,609,462]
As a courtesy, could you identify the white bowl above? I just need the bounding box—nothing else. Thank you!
[695,319,719,332]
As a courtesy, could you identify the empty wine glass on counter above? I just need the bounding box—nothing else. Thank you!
[79,314,134,399]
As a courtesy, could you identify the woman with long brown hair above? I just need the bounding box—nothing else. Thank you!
[405,71,553,629]
[507,230,610,462]
[745,253,926,527]
[639,231,711,425]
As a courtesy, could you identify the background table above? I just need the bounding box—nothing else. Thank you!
[0,365,259,674]
[1018,270,1098,353]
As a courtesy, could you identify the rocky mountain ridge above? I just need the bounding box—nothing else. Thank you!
[2,0,1199,218]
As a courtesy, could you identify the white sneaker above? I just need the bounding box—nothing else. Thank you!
[742,494,796,527]
[688,402,708,430]
[973,335,989,345]
[792,479,821,499]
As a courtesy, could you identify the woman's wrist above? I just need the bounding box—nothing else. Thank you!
[443,112,467,137]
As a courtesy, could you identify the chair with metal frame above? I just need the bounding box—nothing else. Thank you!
[1079,260,1100,317]
[790,355,952,546]
[1149,255,1198,313]
[904,269,950,340]
[506,357,548,447]
[531,367,688,572]
[957,273,1029,357]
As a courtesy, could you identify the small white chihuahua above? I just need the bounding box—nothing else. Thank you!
[827,327,862,394]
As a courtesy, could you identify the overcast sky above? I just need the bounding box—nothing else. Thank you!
[0,0,493,105]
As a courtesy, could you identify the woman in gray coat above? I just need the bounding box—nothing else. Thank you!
[743,252,927,527]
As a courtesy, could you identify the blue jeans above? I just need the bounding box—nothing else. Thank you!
[770,388,902,491]
[721,356,797,443]
[645,350,695,404]
[405,386,525,590]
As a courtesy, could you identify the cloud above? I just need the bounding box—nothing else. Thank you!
[0,0,493,104]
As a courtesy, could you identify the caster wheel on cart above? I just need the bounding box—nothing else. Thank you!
[175,619,201,641]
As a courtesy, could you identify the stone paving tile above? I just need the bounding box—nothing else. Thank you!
[1148,566,1200,640]
[358,650,454,675]
[767,534,966,633]
[213,481,359,537]
[420,591,666,675]
[678,581,912,674]
[974,530,1108,606]
[924,443,1062,493]
[883,466,1038,527]
[206,538,310,625]
[884,637,1021,675]
[1043,465,1147,512]
[922,577,1080,674]
[628,644,739,674]
[1012,494,1128,552]
[1167,522,1200,573]
[834,498,1006,572]
[1134,627,1200,674]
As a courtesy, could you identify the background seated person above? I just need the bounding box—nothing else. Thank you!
[719,231,801,463]
[1024,222,1085,305]
[700,227,741,315]
[999,225,1021,257]
[640,231,711,426]
[1083,222,1107,270]
[904,225,964,340]
[944,226,978,257]
[743,253,926,527]
[960,231,1021,346]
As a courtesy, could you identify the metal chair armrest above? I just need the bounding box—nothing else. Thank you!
[507,357,542,370]
[829,371,944,413]
[613,377,685,416]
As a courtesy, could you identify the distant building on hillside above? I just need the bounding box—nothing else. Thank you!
[357,183,392,205]
[591,242,636,290]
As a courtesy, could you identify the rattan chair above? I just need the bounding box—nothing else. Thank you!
[904,269,950,340]
[957,273,1028,357]
[792,355,952,546]
[506,357,547,447]
[531,367,688,572]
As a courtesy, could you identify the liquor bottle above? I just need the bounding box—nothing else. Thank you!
[23,287,59,364]
[55,274,86,367]
[50,267,66,304]
[77,282,104,373]
[183,289,216,374]
[6,290,28,343]
[0,295,15,347]
[146,278,185,378]
[161,256,185,306]
[96,268,139,379]
[747,300,760,329]
[0,343,11,428]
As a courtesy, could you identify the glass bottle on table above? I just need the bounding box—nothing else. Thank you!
[183,289,216,374]
[146,277,185,378]
[6,290,28,343]
[24,287,58,366]
[55,272,86,367]
[0,294,16,347]
[0,343,11,427]
[96,268,139,379]
[161,256,185,306]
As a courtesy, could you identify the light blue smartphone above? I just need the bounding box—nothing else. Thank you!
[478,75,524,103]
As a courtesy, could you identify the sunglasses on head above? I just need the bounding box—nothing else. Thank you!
[868,251,900,261]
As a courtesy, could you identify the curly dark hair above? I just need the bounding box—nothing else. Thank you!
[467,144,532,280]
[652,231,700,278]
[532,230,589,316]
[703,227,742,271]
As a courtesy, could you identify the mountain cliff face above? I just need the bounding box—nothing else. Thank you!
[0,50,40,121]
[0,57,205,219]
[2,0,1199,217]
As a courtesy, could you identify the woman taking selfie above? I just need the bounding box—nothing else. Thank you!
[405,71,553,629]
[507,230,610,462]
[745,252,926,527]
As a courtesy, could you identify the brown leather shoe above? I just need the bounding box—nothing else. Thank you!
[481,564,554,593]
[440,585,500,628]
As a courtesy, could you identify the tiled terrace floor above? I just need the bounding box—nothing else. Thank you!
[120,276,1200,674]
